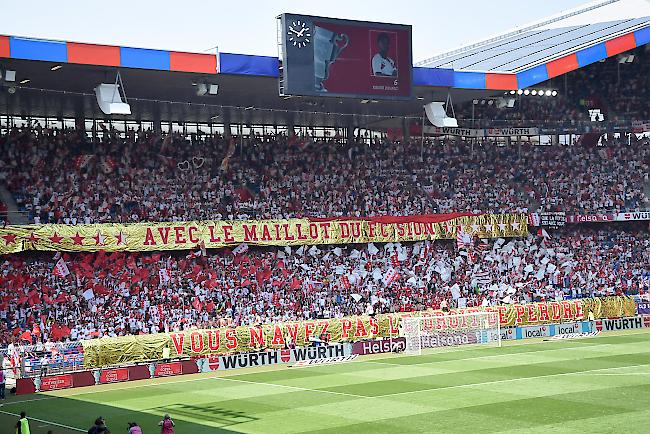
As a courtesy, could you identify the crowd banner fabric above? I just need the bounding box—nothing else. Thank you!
[81,296,634,368]
[0,214,528,255]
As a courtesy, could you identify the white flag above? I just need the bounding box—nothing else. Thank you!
[82,288,94,300]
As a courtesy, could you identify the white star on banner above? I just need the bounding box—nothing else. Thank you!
[115,231,127,246]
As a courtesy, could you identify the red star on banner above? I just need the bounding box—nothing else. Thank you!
[1,233,17,245]
[25,232,40,243]
[115,231,127,246]
[93,231,106,246]
[49,233,64,244]
[70,232,85,245]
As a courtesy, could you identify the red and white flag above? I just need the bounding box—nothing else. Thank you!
[232,243,249,256]
[383,268,400,286]
[390,252,399,268]
[158,268,171,284]
[52,258,70,278]
[456,227,471,250]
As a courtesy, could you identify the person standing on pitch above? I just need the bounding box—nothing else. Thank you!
[15,411,31,434]
[0,368,6,399]
[158,414,175,434]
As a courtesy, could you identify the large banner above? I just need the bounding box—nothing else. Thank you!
[81,297,634,368]
[0,213,528,255]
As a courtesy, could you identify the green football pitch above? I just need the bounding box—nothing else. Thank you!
[2,329,650,434]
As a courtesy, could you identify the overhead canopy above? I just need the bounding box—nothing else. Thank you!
[417,0,650,89]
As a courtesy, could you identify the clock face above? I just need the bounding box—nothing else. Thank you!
[287,20,311,48]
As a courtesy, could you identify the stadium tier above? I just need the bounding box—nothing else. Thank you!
[1,129,649,224]
[1,224,648,346]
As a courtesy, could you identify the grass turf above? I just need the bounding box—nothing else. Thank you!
[2,329,650,433]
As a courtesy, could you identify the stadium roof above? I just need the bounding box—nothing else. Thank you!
[0,0,648,124]
[417,0,650,89]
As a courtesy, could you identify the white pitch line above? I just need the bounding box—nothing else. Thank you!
[2,396,58,406]
[213,376,366,398]
[372,362,650,399]
[0,409,85,432]
[574,372,650,376]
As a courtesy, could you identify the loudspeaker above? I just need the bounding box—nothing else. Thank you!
[94,84,131,115]
[424,102,457,127]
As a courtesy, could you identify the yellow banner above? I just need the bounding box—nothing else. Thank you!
[81,297,635,368]
[0,214,528,254]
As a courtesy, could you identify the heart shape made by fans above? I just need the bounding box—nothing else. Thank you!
[192,156,205,169]
[177,160,191,171]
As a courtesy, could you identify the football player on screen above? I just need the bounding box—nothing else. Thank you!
[372,33,397,76]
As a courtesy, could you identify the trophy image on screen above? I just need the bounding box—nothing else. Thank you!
[313,26,349,92]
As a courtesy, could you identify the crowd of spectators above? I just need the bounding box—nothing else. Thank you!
[1,224,648,346]
[458,46,650,127]
[1,126,649,224]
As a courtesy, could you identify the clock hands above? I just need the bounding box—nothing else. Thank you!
[289,26,309,38]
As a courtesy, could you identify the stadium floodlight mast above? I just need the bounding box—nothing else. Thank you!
[401,311,501,356]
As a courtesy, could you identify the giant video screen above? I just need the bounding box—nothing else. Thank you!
[280,13,413,100]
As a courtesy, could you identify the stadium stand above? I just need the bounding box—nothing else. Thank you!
[1,0,650,396]
[1,223,648,346]
[457,46,650,127]
[1,127,649,224]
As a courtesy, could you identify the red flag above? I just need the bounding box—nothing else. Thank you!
[290,277,302,290]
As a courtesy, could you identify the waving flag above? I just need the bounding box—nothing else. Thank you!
[52,258,70,278]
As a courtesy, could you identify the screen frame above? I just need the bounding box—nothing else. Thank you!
[280,13,413,101]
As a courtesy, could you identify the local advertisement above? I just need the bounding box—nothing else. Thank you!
[39,374,73,391]
[637,302,650,315]
[99,367,130,384]
[153,361,183,377]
